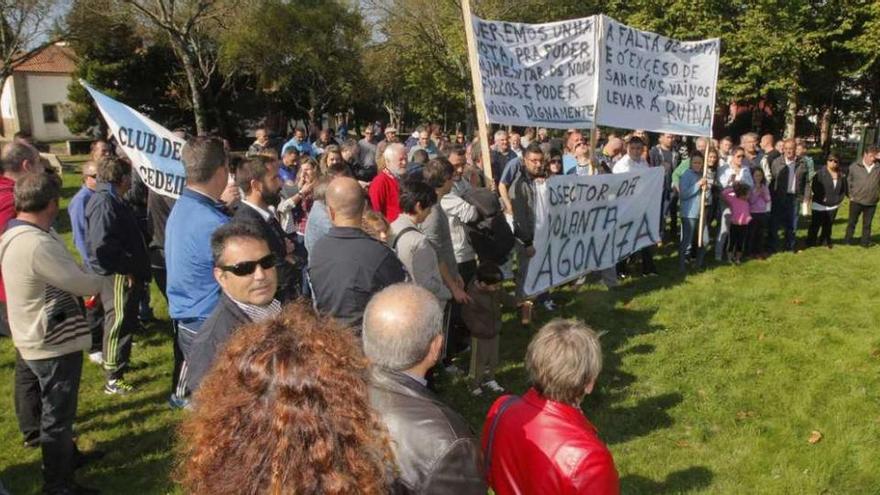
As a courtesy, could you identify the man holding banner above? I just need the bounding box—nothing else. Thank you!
[612,137,658,276]
[509,144,553,317]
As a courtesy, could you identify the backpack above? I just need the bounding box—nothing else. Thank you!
[462,188,515,264]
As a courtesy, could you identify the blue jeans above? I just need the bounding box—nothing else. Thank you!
[680,217,708,269]
[24,352,83,491]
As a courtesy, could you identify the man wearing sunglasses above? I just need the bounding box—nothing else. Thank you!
[67,160,104,365]
[186,222,280,393]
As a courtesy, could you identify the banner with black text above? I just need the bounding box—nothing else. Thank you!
[82,81,186,199]
[597,15,720,136]
[524,167,664,296]
[469,14,599,129]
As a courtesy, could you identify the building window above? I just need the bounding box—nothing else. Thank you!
[42,104,59,123]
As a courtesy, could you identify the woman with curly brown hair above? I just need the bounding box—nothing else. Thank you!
[177,302,395,494]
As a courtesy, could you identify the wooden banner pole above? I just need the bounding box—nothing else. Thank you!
[588,16,603,167]
[460,0,495,185]
[697,138,711,247]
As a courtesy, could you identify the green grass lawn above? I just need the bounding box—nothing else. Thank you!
[2,163,879,494]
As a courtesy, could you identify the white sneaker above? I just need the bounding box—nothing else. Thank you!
[542,299,557,311]
[482,380,505,393]
[470,387,483,396]
[88,351,103,365]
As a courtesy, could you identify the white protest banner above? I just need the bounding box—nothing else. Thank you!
[82,81,186,199]
[524,167,664,296]
[469,14,599,129]
[597,15,720,137]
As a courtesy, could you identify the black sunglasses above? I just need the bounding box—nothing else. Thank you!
[219,253,276,276]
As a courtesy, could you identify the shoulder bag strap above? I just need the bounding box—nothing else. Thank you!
[483,395,520,480]
[391,226,418,250]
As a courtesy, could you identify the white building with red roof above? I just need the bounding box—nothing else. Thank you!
[1,43,82,142]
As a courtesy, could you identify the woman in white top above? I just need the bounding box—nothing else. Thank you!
[715,146,754,261]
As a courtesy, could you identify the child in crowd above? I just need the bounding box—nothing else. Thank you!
[723,182,753,264]
[747,168,771,258]
[362,210,391,244]
[461,262,515,396]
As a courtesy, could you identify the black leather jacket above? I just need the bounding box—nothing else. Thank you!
[369,367,487,495]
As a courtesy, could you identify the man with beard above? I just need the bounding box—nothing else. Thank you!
[232,156,297,302]
[370,143,407,222]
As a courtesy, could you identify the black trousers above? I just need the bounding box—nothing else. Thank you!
[101,274,144,381]
[23,351,83,492]
[174,319,203,398]
[15,349,42,445]
[807,208,839,246]
[0,300,10,338]
[845,202,876,246]
[769,194,798,252]
[85,304,104,354]
[747,212,770,256]
[729,224,748,255]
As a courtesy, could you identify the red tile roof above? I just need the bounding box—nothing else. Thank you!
[12,44,77,74]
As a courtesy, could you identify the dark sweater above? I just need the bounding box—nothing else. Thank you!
[769,156,807,198]
[232,203,297,302]
[186,293,251,392]
[810,168,847,208]
[847,160,880,205]
[85,182,151,280]
[309,226,406,329]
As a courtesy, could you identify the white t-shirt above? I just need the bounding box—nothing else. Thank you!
[612,155,649,174]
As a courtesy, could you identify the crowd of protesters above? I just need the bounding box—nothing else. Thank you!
[0,121,878,494]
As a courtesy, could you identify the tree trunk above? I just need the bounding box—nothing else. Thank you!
[0,72,9,137]
[784,84,798,139]
[177,47,208,136]
[751,102,763,134]
[819,106,833,153]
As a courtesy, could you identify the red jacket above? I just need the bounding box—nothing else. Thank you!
[368,170,400,222]
[482,388,620,495]
[0,176,16,302]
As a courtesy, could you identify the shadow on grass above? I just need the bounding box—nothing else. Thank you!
[621,466,714,494]
[76,390,169,425]
[2,421,178,495]
[592,392,683,445]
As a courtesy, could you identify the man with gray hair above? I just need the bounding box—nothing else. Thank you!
[490,129,517,185]
[363,283,486,494]
[1,172,107,494]
[369,142,407,221]
[407,129,439,162]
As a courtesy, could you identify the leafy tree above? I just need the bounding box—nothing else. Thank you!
[218,0,367,133]
[110,0,242,135]
[64,0,184,136]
